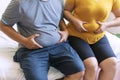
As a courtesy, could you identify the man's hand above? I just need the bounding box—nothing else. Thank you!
[58,30,68,43]
[24,34,43,49]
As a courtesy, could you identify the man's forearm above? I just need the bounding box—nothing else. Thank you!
[0,21,27,45]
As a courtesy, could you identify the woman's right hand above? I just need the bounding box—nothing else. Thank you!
[74,18,88,32]
[23,34,43,49]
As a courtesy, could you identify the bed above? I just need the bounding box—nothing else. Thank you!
[0,31,120,80]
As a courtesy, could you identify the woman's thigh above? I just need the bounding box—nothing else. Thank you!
[90,35,116,63]
[68,36,95,61]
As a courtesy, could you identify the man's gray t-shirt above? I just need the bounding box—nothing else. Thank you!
[1,0,64,47]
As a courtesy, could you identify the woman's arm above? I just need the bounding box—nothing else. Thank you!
[94,8,120,34]
[106,8,120,28]
[64,0,87,32]
[64,0,76,23]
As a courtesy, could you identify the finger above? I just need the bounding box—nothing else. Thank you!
[57,31,63,43]
[58,36,67,43]
[30,43,43,49]
[30,42,43,49]
[32,38,43,48]
[79,22,88,32]
[94,29,102,34]
[97,21,103,26]
[82,21,87,24]
[35,43,43,48]
[31,34,43,48]
[58,30,62,34]
[58,39,63,43]
[31,34,40,38]
[58,36,66,43]
[80,24,87,32]
[58,39,66,43]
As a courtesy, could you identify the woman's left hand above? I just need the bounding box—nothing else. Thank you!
[94,21,108,34]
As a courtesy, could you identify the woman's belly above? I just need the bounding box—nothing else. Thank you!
[83,20,100,32]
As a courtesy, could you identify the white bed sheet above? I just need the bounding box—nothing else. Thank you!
[0,31,120,80]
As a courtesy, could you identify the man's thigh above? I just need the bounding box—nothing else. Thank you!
[49,42,85,75]
[19,48,50,80]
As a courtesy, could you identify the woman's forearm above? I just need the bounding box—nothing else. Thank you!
[106,17,120,28]
[59,19,68,31]
[64,10,79,26]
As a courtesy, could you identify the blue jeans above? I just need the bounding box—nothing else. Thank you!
[14,42,85,80]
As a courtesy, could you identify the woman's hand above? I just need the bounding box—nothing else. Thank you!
[74,19,88,32]
[24,34,43,49]
[94,21,108,34]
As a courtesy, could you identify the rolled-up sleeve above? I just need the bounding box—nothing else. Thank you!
[1,0,20,27]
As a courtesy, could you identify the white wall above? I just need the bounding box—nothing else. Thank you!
[0,0,17,30]
[0,0,120,34]
[0,0,11,19]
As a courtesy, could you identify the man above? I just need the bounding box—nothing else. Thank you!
[0,0,84,80]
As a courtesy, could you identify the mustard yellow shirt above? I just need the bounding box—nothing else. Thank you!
[66,0,120,44]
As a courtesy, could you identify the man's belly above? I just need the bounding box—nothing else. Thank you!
[35,31,61,47]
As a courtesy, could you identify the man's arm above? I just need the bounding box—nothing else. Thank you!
[0,21,42,49]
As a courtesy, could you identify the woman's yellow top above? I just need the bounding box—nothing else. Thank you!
[66,0,120,44]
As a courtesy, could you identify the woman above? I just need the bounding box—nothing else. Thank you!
[64,0,120,80]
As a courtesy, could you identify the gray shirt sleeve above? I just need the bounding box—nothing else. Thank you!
[1,0,20,26]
